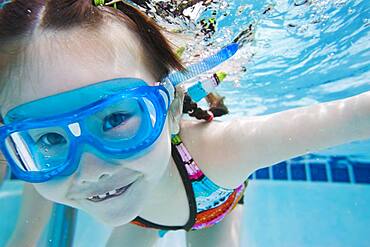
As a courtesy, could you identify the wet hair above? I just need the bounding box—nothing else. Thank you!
[0,0,184,83]
[0,0,211,121]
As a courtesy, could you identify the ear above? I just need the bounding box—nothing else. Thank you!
[168,85,185,135]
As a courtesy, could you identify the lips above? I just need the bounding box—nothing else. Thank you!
[86,182,134,203]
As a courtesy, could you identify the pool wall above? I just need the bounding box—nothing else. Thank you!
[1,156,369,247]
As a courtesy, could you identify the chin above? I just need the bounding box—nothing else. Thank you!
[80,181,148,227]
[90,203,142,227]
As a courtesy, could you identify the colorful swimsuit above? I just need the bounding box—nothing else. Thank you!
[131,135,247,232]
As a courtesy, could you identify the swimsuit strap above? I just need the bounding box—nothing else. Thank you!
[172,135,247,230]
[131,135,247,232]
[130,137,197,231]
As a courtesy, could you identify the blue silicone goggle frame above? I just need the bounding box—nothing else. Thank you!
[0,78,171,183]
[0,43,239,183]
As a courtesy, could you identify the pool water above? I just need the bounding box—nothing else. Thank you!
[0,0,369,246]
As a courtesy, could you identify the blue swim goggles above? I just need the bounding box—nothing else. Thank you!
[0,43,239,183]
[0,78,173,183]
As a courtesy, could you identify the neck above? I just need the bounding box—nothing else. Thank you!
[138,154,190,226]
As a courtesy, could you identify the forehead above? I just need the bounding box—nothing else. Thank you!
[0,25,156,118]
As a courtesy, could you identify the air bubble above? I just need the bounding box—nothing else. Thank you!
[237,6,245,15]
[233,79,241,88]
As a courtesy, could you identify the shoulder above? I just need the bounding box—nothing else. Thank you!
[178,120,241,189]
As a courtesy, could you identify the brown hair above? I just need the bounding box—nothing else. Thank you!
[0,0,215,122]
[0,0,184,82]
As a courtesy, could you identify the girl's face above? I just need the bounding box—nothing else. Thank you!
[0,33,173,226]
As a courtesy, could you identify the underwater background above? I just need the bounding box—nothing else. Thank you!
[0,0,369,246]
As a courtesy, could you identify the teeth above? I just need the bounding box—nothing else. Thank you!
[89,190,118,200]
[87,183,133,202]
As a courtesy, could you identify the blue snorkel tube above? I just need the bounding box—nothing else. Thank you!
[164,43,239,87]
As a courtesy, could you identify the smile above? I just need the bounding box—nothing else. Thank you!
[86,182,134,202]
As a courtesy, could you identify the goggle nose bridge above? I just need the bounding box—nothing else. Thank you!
[65,123,125,159]
[67,122,82,137]
[77,140,114,164]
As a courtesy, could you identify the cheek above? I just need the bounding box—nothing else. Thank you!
[125,122,172,181]
[31,122,172,206]
[33,179,71,205]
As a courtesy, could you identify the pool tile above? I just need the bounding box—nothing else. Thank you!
[352,162,370,184]
[330,162,350,183]
[255,167,270,179]
[290,163,307,181]
[272,162,288,180]
[309,163,328,182]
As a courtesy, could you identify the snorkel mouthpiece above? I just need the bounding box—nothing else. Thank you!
[187,72,227,102]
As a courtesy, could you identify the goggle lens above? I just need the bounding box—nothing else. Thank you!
[5,127,70,172]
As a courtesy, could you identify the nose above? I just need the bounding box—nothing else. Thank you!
[75,150,119,184]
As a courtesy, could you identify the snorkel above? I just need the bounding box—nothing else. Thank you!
[91,0,240,103]
[91,0,239,105]
[163,43,239,121]
[0,0,240,183]
[91,0,239,84]
[164,43,239,87]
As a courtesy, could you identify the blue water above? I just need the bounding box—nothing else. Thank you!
[200,0,370,160]
[0,0,369,246]
[217,0,370,113]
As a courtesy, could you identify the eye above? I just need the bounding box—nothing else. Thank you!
[103,113,130,131]
[38,133,67,146]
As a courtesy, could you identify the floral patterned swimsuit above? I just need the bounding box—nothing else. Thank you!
[131,135,247,233]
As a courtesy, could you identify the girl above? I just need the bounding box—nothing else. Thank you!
[0,1,369,247]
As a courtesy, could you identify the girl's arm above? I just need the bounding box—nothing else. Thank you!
[181,91,370,188]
